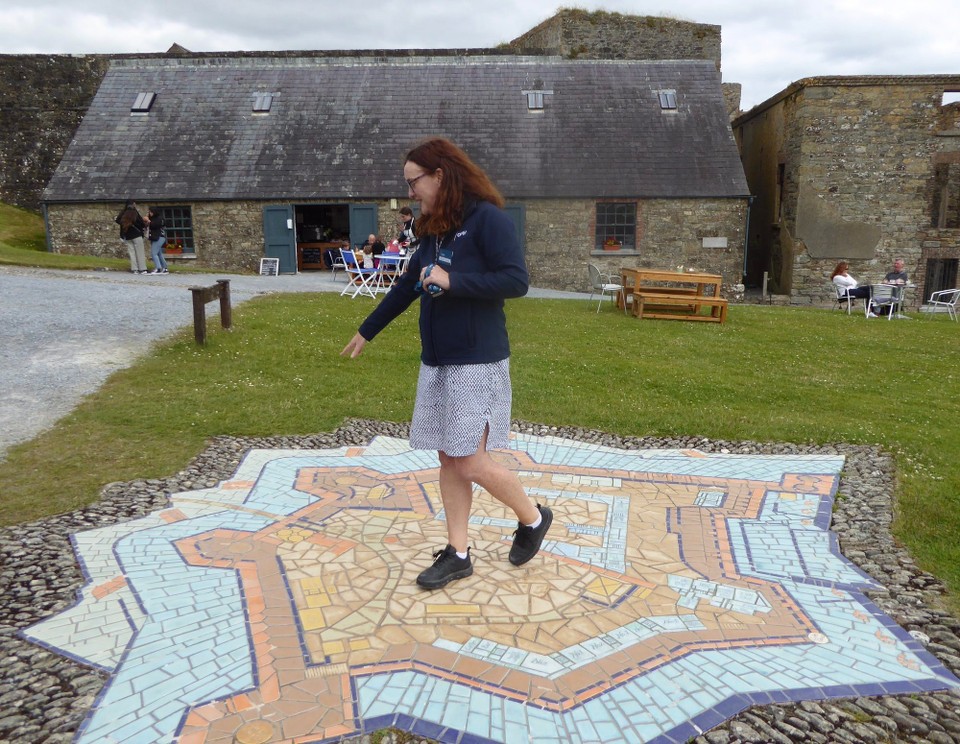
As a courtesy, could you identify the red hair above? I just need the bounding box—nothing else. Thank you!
[405,137,504,236]
[830,262,849,279]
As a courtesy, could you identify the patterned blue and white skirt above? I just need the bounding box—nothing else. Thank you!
[409,359,512,456]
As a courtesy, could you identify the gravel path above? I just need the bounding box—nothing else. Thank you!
[0,265,587,459]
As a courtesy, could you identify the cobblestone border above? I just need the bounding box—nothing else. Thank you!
[1,419,958,743]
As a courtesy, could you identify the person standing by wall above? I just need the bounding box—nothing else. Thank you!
[341,137,552,590]
[146,208,169,274]
[114,200,147,274]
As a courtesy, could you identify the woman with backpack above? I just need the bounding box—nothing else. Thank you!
[114,200,148,274]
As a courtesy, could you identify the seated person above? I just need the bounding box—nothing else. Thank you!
[884,258,908,285]
[361,243,375,268]
[831,261,871,299]
[384,239,401,254]
[363,234,385,256]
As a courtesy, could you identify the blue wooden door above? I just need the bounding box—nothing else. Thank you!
[263,205,296,274]
[349,204,378,248]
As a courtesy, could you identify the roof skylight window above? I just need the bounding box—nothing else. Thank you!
[253,93,273,113]
[131,92,156,113]
[658,89,678,110]
[522,88,553,112]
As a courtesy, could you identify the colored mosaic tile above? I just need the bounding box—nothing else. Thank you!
[23,434,960,744]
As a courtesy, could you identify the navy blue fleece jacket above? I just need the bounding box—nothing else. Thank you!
[357,200,528,366]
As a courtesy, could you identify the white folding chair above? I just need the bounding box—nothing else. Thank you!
[374,254,404,294]
[339,248,378,298]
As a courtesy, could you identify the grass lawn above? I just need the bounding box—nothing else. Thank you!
[0,291,958,613]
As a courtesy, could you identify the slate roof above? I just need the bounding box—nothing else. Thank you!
[43,55,749,203]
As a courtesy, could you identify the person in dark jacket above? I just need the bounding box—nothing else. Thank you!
[397,206,417,248]
[146,208,169,274]
[114,200,148,274]
[341,137,552,590]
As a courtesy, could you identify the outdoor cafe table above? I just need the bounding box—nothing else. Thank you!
[868,282,912,319]
[619,268,726,322]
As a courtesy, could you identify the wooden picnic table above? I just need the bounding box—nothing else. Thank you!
[619,268,727,323]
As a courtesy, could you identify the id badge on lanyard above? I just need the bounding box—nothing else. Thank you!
[435,231,454,269]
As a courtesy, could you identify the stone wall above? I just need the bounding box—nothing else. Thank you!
[0,54,112,211]
[510,9,721,69]
[735,78,960,306]
[525,198,746,294]
[46,199,406,273]
[48,197,748,293]
[793,83,950,307]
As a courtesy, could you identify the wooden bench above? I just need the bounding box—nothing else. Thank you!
[633,292,728,323]
[619,284,699,311]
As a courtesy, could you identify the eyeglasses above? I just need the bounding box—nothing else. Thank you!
[405,172,430,190]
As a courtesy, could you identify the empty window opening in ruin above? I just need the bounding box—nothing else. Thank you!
[776,163,786,223]
[934,163,960,229]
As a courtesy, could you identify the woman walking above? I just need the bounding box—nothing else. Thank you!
[341,137,552,589]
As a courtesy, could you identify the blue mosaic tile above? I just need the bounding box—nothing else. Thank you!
[20,435,960,744]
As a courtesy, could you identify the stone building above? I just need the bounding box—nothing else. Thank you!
[41,56,749,290]
[17,10,750,290]
[733,75,960,306]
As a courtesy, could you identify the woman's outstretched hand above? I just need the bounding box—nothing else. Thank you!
[341,333,367,358]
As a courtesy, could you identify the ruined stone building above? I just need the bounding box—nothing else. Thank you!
[733,75,960,306]
[3,10,750,291]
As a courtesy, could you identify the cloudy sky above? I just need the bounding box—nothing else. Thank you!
[4,0,958,110]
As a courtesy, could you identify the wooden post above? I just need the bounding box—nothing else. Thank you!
[190,280,232,345]
[217,279,232,330]
[191,287,208,345]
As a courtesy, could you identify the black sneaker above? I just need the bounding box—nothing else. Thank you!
[509,504,553,566]
[416,545,472,589]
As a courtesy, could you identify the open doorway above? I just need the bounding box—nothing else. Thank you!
[294,204,350,270]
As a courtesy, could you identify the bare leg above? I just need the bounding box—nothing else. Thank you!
[439,428,538,553]
[437,450,474,553]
